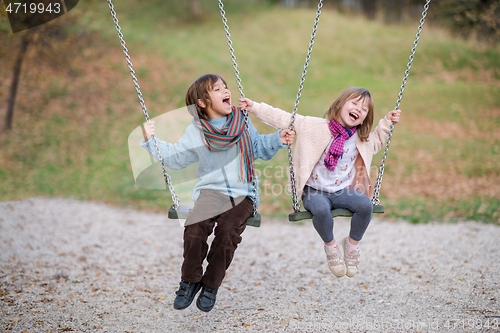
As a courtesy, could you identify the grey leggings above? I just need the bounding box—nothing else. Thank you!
[302,185,373,243]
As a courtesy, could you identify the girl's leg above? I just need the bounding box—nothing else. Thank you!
[328,188,373,241]
[302,186,346,277]
[302,186,335,243]
[329,188,372,277]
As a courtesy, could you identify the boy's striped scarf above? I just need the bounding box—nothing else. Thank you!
[196,106,254,182]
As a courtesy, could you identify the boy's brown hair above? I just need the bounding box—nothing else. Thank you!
[185,74,228,120]
[323,87,374,142]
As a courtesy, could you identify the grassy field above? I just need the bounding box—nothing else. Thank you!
[1,1,499,223]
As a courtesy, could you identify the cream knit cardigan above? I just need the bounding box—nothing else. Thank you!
[250,102,393,200]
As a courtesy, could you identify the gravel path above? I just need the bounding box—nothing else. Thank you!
[1,198,499,332]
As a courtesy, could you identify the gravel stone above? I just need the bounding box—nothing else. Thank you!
[1,198,499,332]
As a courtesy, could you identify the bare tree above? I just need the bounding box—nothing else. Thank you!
[189,0,202,21]
[5,32,31,131]
[360,0,377,19]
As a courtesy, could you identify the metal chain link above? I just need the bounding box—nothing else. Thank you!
[371,0,431,205]
[288,0,323,213]
[107,0,179,210]
[218,0,258,216]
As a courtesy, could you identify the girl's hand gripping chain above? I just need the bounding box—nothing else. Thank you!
[386,110,401,124]
[238,98,254,112]
[280,129,296,145]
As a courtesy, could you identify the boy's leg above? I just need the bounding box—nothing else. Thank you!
[176,218,214,310]
[182,220,214,283]
[181,190,225,283]
[175,191,224,310]
[202,196,253,289]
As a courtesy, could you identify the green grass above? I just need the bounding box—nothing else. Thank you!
[385,197,500,224]
[1,1,499,224]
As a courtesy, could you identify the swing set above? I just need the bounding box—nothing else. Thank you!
[107,0,431,228]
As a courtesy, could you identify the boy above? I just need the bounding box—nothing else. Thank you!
[141,74,294,312]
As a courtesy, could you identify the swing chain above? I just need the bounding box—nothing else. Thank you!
[371,0,430,205]
[107,0,179,210]
[218,0,258,217]
[289,0,323,213]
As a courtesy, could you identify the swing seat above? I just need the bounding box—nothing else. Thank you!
[168,205,261,227]
[288,204,384,222]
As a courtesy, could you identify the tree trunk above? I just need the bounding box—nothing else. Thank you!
[382,0,405,23]
[360,0,377,19]
[5,33,30,131]
[188,0,202,21]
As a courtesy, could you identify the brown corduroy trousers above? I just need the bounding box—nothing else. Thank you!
[181,190,253,289]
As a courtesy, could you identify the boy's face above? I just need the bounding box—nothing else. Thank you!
[199,78,232,119]
[338,96,369,129]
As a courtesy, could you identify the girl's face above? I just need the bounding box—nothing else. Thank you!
[200,78,232,119]
[338,96,369,128]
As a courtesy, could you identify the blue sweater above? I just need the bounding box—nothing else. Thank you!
[141,115,285,207]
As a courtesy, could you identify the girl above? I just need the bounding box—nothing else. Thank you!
[239,87,400,278]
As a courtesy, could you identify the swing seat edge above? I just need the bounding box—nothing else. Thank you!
[288,204,384,222]
[168,205,261,227]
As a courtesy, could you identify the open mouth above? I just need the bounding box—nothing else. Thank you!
[223,96,231,106]
[349,112,359,121]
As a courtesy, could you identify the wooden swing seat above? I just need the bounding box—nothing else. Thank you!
[168,205,261,227]
[288,204,384,222]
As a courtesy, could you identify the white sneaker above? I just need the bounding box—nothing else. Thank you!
[324,245,346,277]
[342,237,360,277]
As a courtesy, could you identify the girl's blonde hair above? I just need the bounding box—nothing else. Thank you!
[324,87,374,142]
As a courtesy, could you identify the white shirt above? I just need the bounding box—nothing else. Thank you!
[305,132,359,193]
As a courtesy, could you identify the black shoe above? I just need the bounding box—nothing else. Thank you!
[173,280,202,310]
[196,283,218,312]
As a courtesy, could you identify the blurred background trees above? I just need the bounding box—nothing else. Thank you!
[0,0,498,222]
[272,0,500,44]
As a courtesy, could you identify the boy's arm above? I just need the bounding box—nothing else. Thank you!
[140,128,199,170]
[248,118,287,161]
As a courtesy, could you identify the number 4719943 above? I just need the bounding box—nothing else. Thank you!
[6,2,62,14]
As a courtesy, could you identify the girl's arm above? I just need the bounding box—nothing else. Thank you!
[239,98,299,131]
[370,109,401,153]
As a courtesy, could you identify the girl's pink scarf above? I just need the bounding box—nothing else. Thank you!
[324,119,356,171]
